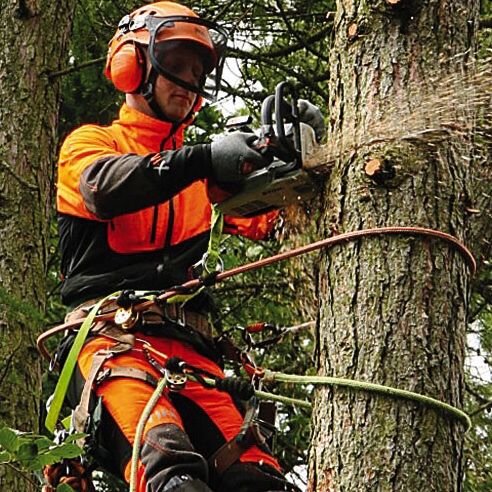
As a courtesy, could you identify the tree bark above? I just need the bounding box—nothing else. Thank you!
[309,1,488,491]
[0,1,76,490]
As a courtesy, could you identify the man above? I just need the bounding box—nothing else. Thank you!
[54,2,324,491]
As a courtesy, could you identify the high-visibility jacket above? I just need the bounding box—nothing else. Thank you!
[57,103,278,307]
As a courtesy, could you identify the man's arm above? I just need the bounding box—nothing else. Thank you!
[80,145,210,219]
[57,124,211,220]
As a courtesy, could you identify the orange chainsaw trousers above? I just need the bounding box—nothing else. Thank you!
[71,333,290,491]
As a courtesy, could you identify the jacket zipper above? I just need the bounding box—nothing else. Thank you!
[149,205,159,244]
[164,199,175,248]
[159,132,178,248]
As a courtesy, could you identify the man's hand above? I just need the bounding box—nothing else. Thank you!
[298,99,326,143]
[209,132,270,186]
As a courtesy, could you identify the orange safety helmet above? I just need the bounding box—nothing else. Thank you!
[104,1,227,101]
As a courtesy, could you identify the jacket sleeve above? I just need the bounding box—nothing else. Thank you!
[57,124,211,220]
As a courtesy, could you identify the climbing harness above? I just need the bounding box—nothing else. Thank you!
[38,223,476,490]
[37,224,476,363]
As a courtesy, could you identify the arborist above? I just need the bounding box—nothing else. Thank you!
[51,1,324,491]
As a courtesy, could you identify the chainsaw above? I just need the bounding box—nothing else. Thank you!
[216,81,319,218]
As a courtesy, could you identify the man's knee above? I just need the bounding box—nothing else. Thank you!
[140,424,209,490]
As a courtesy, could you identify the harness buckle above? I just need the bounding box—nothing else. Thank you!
[165,368,187,391]
[163,303,186,328]
[114,306,139,330]
[95,367,111,386]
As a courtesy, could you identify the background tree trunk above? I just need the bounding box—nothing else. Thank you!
[308,1,487,490]
[0,1,76,490]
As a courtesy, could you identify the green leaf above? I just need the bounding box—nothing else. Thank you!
[17,442,38,461]
[0,427,20,453]
[35,436,56,452]
[0,450,12,463]
[56,484,76,492]
[63,433,86,443]
[49,443,83,460]
[36,453,59,467]
[25,457,43,472]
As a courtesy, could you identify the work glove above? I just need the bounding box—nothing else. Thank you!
[209,131,270,186]
[298,99,326,143]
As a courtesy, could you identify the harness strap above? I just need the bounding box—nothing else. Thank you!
[71,322,162,440]
[208,422,267,476]
[95,323,136,346]
[71,322,138,436]
[72,352,109,435]
[167,205,224,305]
[95,366,159,388]
[72,339,133,435]
[45,294,117,433]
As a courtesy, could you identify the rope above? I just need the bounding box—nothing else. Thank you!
[125,365,471,488]
[124,367,471,491]
[262,371,472,431]
[36,226,476,363]
[188,372,470,430]
[216,226,476,280]
[129,377,168,492]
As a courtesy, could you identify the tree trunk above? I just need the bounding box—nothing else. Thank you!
[0,1,76,490]
[309,1,485,491]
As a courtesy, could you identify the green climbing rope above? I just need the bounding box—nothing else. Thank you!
[127,367,471,490]
[261,370,472,431]
[183,372,471,430]
[129,377,168,492]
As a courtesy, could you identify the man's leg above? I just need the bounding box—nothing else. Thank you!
[165,339,299,492]
[70,337,212,491]
[139,423,211,491]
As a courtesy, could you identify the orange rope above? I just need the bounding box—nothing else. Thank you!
[37,226,475,362]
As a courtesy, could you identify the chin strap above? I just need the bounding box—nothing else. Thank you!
[140,67,199,125]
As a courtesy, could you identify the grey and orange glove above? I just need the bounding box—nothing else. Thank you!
[209,131,270,186]
[298,99,326,143]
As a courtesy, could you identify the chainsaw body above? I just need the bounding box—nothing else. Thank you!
[217,82,318,217]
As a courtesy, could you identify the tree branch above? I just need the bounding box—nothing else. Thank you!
[274,0,328,60]
[0,158,38,192]
[480,16,492,29]
[229,48,329,99]
[47,56,106,79]
[252,24,332,59]
[469,399,492,417]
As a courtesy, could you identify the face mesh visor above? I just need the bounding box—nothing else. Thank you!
[147,15,227,101]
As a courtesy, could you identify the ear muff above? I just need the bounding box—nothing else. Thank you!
[108,43,146,93]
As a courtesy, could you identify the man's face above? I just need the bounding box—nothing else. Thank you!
[153,43,205,121]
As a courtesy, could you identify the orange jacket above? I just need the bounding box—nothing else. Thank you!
[56,104,278,305]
